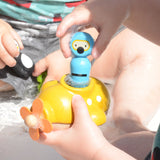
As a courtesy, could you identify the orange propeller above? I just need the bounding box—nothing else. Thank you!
[20,98,53,140]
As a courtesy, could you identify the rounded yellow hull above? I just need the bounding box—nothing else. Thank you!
[39,75,110,126]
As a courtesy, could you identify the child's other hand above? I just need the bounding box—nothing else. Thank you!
[38,95,108,160]
[56,0,129,58]
[32,50,71,83]
[0,19,23,69]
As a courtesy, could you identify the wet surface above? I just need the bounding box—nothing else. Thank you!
[0,90,65,160]
[0,127,64,160]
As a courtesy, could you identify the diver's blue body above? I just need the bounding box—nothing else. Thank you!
[69,32,94,88]
[71,57,91,85]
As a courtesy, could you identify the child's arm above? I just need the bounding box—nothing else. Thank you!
[0,19,23,68]
[93,144,136,160]
[38,95,136,160]
[56,0,160,58]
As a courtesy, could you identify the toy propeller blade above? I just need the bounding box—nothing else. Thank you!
[32,98,43,115]
[20,107,31,120]
[40,119,53,133]
[29,128,39,141]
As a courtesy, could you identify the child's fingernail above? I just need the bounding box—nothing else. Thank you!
[56,30,61,37]
[92,50,98,59]
[72,94,82,102]
[14,40,20,52]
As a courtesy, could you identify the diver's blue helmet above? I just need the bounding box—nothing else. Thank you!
[70,32,94,57]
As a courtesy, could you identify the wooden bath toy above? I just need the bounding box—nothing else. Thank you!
[11,40,34,79]
[20,32,110,140]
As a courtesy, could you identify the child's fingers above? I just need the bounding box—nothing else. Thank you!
[92,31,109,58]
[59,33,72,58]
[56,5,91,38]
[71,95,92,126]
[43,74,56,84]
[33,58,58,83]
[2,33,20,57]
[0,59,5,69]
[38,129,64,146]
[0,42,16,67]
[92,24,120,58]
[10,29,24,50]
[34,64,56,84]
[32,58,48,77]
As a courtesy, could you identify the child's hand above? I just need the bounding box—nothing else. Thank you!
[38,95,108,160]
[0,19,23,69]
[57,0,160,59]
[38,95,136,160]
[32,50,71,83]
[56,0,129,58]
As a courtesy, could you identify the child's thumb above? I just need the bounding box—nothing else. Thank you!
[92,27,113,58]
[71,95,91,125]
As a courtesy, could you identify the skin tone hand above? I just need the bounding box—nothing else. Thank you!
[38,94,108,160]
[56,0,129,58]
[38,95,136,160]
[56,0,160,58]
[0,19,23,69]
[32,49,71,83]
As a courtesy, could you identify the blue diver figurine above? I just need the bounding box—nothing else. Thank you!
[66,32,94,88]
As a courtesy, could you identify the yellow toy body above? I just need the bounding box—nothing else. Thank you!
[39,75,110,126]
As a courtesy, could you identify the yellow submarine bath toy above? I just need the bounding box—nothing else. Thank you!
[20,32,110,141]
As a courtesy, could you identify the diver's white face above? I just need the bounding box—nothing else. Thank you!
[72,40,90,57]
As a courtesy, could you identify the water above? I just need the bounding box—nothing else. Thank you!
[0,91,32,131]
[0,90,64,160]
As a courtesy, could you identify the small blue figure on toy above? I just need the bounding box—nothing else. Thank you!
[65,32,94,88]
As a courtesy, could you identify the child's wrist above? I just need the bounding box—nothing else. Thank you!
[92,141,137,160]
[91,142,111,160]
